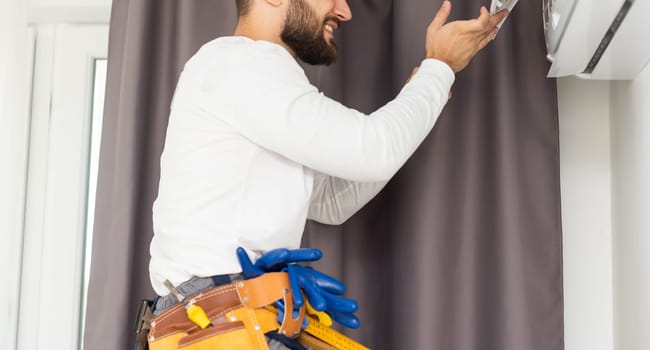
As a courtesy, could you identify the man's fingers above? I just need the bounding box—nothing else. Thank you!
[476,6,491,28]
[478,9,507,42]
[429,0,451,31]
[489,9,509,28]
[472,8,508,34]
[477,27,498,51]
[466,7,496,34]
[473,8,507,46]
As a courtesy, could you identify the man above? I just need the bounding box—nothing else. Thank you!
[145,0,507,349]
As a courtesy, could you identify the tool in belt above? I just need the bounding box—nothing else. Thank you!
[134,271,369,350]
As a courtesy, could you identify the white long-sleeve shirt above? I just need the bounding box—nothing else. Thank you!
[150,36,454,295]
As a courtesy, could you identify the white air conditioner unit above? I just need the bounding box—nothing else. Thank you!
[544,0,650,80]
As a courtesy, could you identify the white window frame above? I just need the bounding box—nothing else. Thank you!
[15,22,109,350]
[0,2,34,350]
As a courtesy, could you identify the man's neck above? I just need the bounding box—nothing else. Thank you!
[233,17,297,58]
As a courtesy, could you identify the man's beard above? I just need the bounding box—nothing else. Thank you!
[280,0,339,66]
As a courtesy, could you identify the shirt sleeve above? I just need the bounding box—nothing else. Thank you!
[307,172,388,225]
[200,52,454,182]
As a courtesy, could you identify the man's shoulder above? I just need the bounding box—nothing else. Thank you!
[195,36,291,63]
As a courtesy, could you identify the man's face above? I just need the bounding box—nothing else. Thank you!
[280,0,342,66]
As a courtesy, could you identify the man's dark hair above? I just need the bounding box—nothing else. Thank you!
[235,0,252,17]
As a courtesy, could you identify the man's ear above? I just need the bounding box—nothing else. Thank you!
[263,0,283,7]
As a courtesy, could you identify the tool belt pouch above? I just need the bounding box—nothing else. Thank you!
[147,272,304,350]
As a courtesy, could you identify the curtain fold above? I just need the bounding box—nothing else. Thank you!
[85,1,563,349]
[85,2,238,349]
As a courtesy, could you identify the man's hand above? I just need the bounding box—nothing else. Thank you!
[426,1,508,72]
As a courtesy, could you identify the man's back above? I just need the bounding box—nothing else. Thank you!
[151,37,319,295]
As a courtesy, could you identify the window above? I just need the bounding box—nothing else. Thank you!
[80,57,107,347]
[18,24,108,350]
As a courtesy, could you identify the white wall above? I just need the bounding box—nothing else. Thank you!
[28,0,111,23]
[557,77,613,350]
[31,0,109,5]
[558,64,650,350]
[610,65,650,350]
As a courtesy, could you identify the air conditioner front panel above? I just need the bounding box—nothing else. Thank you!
[585,0,650,79]
[546,0,650,80]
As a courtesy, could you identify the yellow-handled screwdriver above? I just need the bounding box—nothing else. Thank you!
[163,280,212,329]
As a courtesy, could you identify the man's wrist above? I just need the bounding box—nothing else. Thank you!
[421,58,456,80]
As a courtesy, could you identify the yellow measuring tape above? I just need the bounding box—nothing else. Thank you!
[303,314,369,350]
[268,304,369,350]
[304,300,368,350]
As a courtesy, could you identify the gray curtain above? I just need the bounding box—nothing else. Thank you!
[85,1,563,349]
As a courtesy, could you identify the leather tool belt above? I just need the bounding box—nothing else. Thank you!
[135,272,369,350]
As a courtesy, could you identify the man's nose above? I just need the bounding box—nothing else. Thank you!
[332,0,352,21]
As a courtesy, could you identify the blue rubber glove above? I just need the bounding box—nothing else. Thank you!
[236,247,361,329]
[237,247,322,279]
[287,264,360,329]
